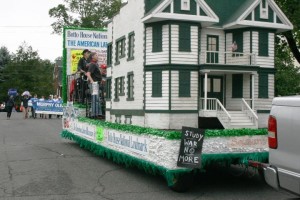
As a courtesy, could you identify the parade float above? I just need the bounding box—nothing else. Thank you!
[59,0,294,190]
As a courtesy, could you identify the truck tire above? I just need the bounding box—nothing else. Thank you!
[168,173,194,192]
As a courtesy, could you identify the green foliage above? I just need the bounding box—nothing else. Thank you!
[49,0,122,34]
[0,46,11,83]
[77,117,267,140]
[275,0,300,64]
[0,43,55,102]
[61,129,268,185]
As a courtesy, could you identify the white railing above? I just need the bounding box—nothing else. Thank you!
[216,99,231,128]
[199,51,256,66]
[242,98,258,127]
[199,98,217,110]
[200,98,231,128]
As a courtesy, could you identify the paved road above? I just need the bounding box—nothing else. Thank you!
[0,112,298,200]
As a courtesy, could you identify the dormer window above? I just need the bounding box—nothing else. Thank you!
[260,0,268,19]
[181,0,190,11]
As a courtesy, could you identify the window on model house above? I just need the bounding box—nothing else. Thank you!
[115,37,125,64]
[114,78,119,101]
[107,43,112,66]
[152,24,162,52]
[232,31,243,53]
[119,76,125,96]
[127,72,134,100]
[259,30,269,56]
[259,73,269,98]
[152,71,162,97]
[179,71,191,97]
[128,32,135,60]
[106,78,112,100]
[179,23,191,52]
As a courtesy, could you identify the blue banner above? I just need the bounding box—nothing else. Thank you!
[33,100,63,115]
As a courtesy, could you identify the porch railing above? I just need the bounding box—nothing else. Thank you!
[199,51,257,66]
[199,98,217,110]
[216,99,231,128]
[242,98,258,127]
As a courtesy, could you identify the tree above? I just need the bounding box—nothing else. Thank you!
[49,0,122,34]
[0,43,55,102]
[275,36,300,96]
[275,0,300,64]
[0,46,11,83]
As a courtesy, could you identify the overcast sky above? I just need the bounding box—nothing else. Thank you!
[0,0,63,62]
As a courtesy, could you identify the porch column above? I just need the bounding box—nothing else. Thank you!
[204,72,208,111]
[251,73,255,109]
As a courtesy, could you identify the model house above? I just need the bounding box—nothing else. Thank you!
[105,0,293,129]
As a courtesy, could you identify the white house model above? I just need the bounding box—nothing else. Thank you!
[105,0,293,130]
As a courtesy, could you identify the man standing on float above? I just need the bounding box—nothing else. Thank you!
[77,49,90,104]
[86,52,102,118]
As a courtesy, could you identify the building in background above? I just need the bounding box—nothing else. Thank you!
[54,57,63,97]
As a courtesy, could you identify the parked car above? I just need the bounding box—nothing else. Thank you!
[251,96,300,196]
[0,103,5,112]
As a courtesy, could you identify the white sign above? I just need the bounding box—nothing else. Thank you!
[65,29,108,50]
[69,119,96,140]
[105,130,149,156]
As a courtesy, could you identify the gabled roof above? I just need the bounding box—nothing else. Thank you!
[142,0,219,27]
[213,0,293,32]
[204,0,253,27]
[142,0,293,32]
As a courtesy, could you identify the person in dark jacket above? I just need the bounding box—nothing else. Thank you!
[86,52,102,117]
[77,49,91,103]
[6,96,15,119]
[21,95,31,119]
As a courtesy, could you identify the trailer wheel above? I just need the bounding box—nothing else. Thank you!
[168,173,194,193]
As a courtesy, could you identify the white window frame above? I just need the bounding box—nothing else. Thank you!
[260,1,268,19]
[181,0,190,11]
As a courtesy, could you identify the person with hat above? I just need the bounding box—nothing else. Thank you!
[77,49,91,103]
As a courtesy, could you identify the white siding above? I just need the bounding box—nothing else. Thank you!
[200,28,225,64]
[145,71,169,110]
[107,0,145,114]
[171,71,198,110]
[254,74,274,111]
[145,113,198,129]
[253,32,275,68]
[243,31,251,54]
[145,25,169,65]
[171,25,198,64]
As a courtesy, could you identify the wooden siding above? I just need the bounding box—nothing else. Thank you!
[146,25,169,65]
[171,25,198,64]
[254,74,274,111]
[171,71,198,110]
[252,32,274,68]
[145,71,169,110]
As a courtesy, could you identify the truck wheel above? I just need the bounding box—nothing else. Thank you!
[168,173,194,193]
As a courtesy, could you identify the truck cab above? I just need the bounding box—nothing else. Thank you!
[263,96,300,196]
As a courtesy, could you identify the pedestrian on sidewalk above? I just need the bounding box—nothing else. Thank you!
[6,96,15,120]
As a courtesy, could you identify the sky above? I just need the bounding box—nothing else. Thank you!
[0,0,63,62]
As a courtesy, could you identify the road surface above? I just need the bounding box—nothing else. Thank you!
[0,112,298,200]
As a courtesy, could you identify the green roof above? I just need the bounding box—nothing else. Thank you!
[204,0,255,26]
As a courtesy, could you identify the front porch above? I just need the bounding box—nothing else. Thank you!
[198,69,258,129]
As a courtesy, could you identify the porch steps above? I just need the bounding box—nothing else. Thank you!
[220,111,257,129]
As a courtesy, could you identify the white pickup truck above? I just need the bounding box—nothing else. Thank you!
[261,96,300,196]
